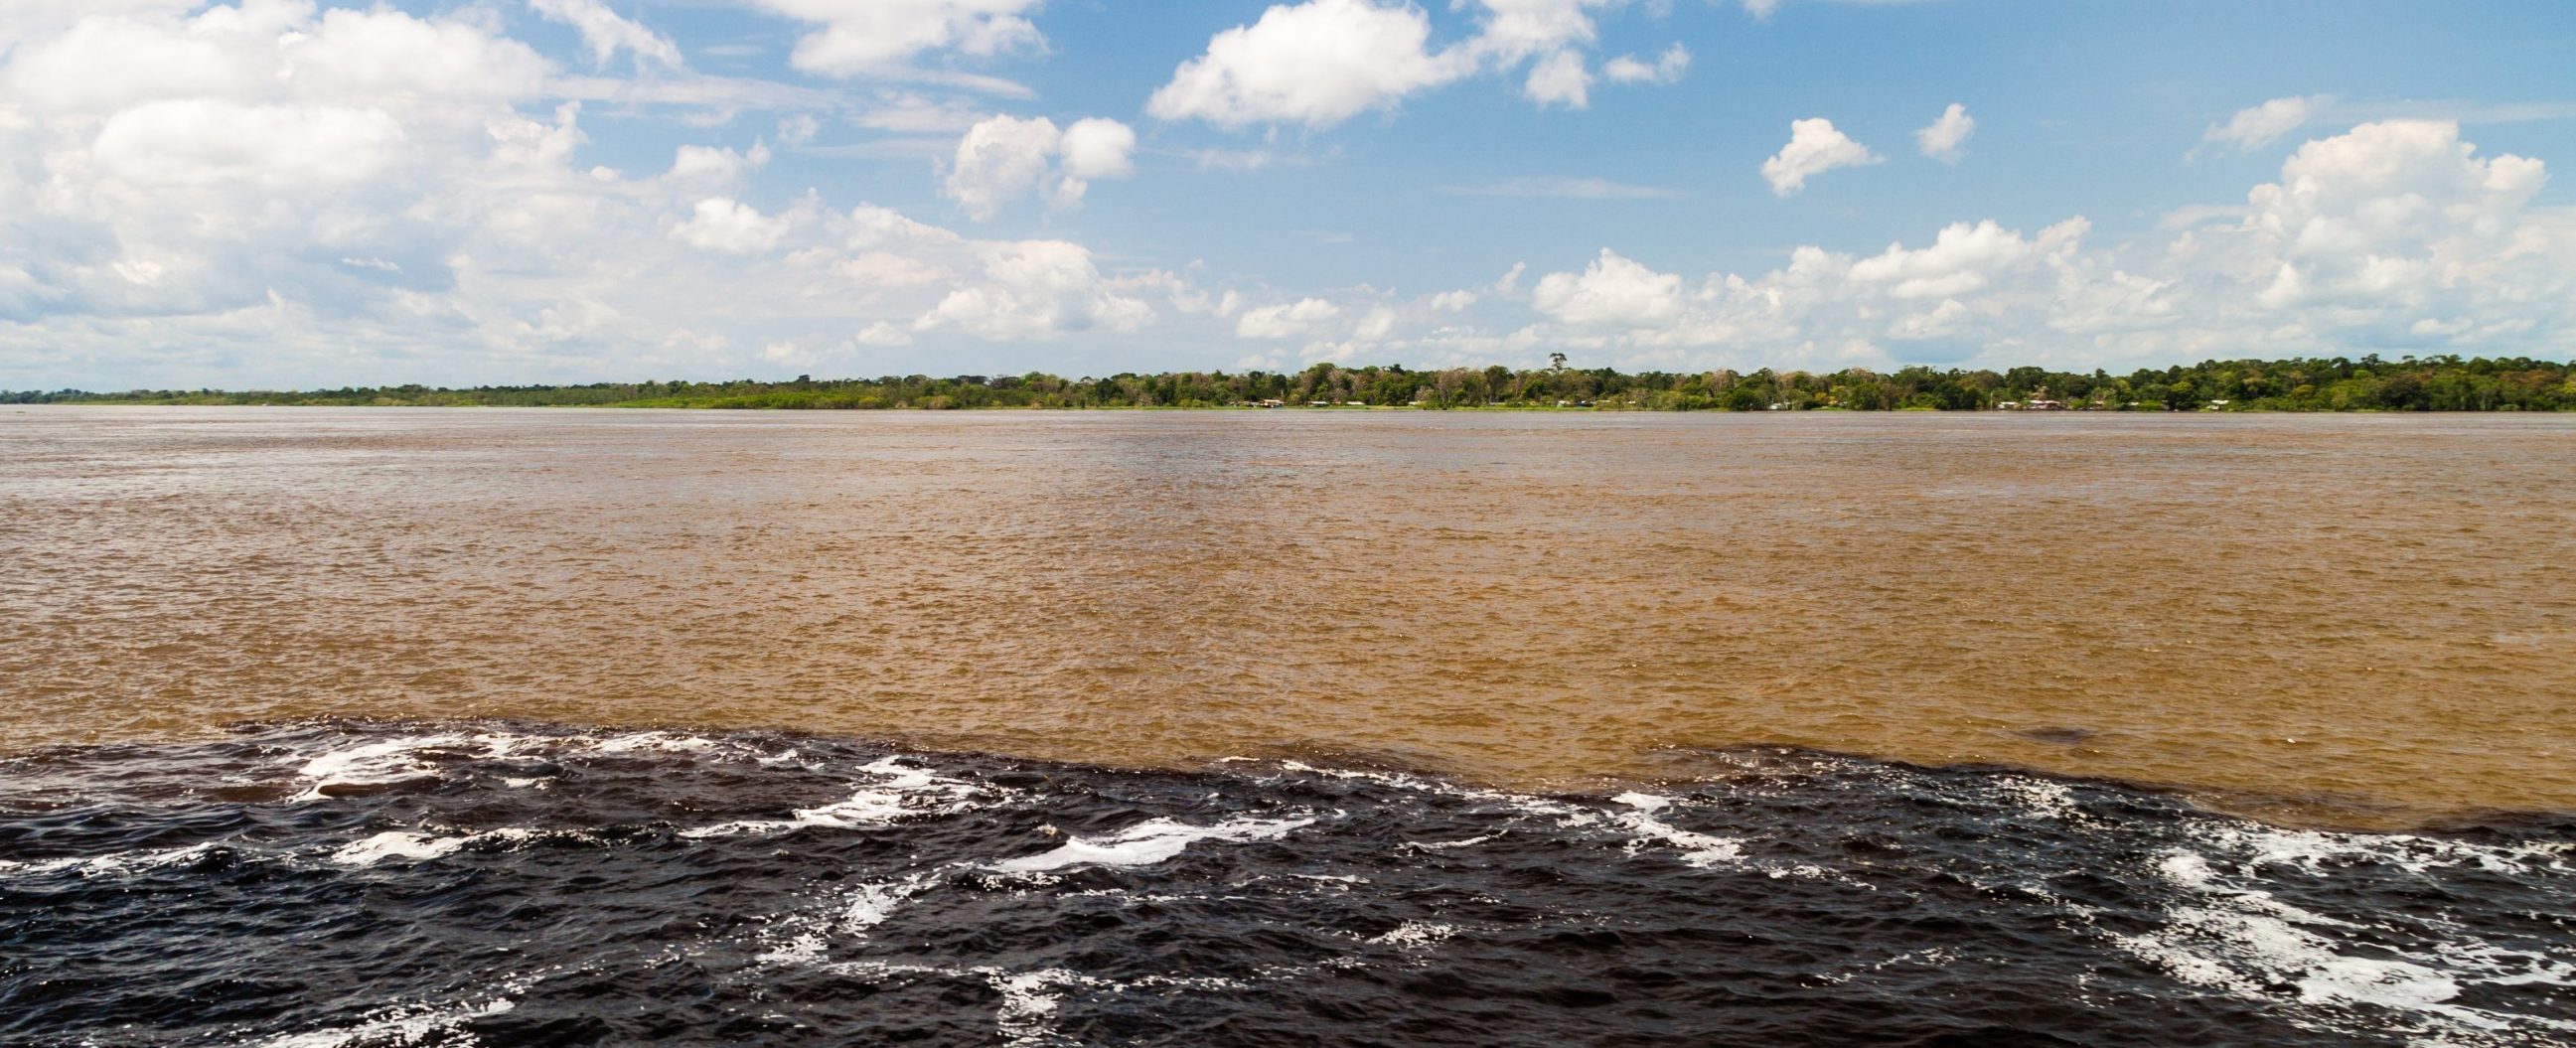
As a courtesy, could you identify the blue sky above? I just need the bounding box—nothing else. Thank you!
[1,0,2570,387]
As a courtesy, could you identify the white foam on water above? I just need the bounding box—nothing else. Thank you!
[972,967,1263,1048]
[1997,776,2084,822]
[988,969,1088,1048]
[329,831,466,867]
[844,872,932,931]
[1401,832,1502,852]
[0,841,223,879]
[986,815,1315,874]
[325,826,571,868]
[756,871,943,967]
[289,735,478,802]
[255,988,521,1048]
[589,732,720,755]
[1367,921,1456,950]
[682,756,988,838]
[1609,793,1743,868]
[2215,823,2574,880]
[2116,831,2576,1045]
[285,728,803,803]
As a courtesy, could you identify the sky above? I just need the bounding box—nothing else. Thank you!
[1,0,2571,389]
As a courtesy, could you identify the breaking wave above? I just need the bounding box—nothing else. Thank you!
[2,720,2568,1046]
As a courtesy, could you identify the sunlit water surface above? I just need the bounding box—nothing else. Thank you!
[7,408,2575,1045]
[5,407,2570,825]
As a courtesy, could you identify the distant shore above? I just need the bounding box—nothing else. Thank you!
[10,355,2571,412]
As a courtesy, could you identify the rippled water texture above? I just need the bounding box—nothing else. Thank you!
[3,721,2570,1047]
[4,408,2574,826]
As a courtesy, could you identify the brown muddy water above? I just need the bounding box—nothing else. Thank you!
[3,407,2570,827]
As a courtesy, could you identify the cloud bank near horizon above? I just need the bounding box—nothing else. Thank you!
[0,1,2569,389]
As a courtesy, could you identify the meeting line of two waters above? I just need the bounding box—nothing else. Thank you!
[3,408,2572,1045]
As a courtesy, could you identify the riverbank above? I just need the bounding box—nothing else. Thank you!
[11,355,2572,411]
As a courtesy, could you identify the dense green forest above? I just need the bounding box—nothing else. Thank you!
[9,355,2572,411]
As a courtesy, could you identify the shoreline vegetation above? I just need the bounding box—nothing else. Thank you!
[9,355,2572,412]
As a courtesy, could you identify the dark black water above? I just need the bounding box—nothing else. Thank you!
[2,721,2569,1047]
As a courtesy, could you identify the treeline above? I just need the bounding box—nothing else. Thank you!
[9,355,2572,411]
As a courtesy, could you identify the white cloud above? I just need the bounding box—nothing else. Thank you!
[940,114,1136,221]
[1743,0,1780,20]
[776,112,820,146]
[672,197,791,253]
[666,141,771,190]
[1847,218,2084,299]
[529,0,682,71]
[1532,248,1683,327]
[2200,94,2333,155]
[1761,117,1881,196]
[1495,119,2574,371]
[850,321,913,346]
[855,91,989,133]
[1059,117,1137,180]
[1602,43,1688,85]
[1236,297,1341,338]
[740,0,1044,77]
[0,0,198,51]
[1147,0,1470,128]
[2207,119,2554,318]
[1465,0,1615,61]
[1149,0,1640,127]
[943,114,1061,220]
[3,4,2570,389]
[1524,49,1591,108]
[0,1,1205,385]
[918,239,1156,339]
[90,100,408,189]
[1914,102,1974,163]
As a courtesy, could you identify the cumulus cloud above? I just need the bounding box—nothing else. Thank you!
[1147,0,1470,128]
[941,114,1136,220]
[1466,0,1617,62]
[1058,118,1137,179]
[1236,297,1342,339]
[1499,119,2573,371]
[1524,49,1591,108]
[2199,94,2333,155]
[944,114,1062,219]
[917,239,1156,339]
[1603,44,1689,85]
[672,198,792,253]
[2207,119,2555,322]
[740,0,1044,78]
[1914,102,1974,163]
[1761,117,1881,196]
[529,0,682,71]
[1148,0,1639,127]
[90,101,409,189]
[3,4,2570,390]
[0,1,1200,387]
[1532,249,1684,327]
